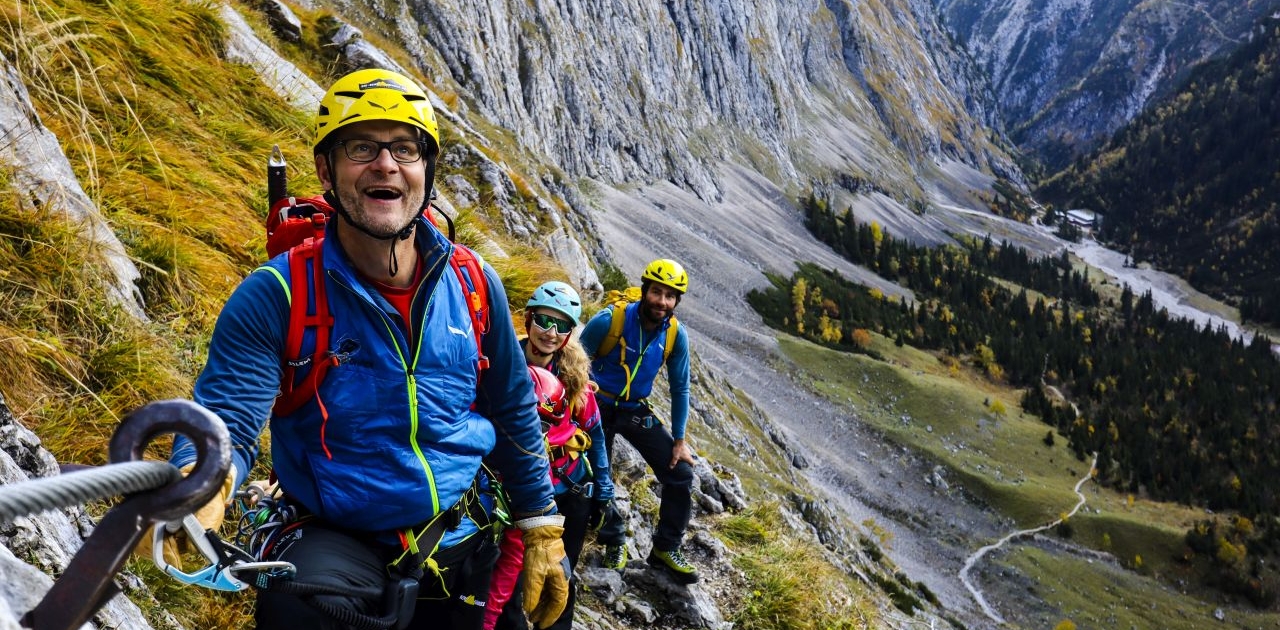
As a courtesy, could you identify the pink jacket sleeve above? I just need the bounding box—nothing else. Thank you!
[483,526,527,630]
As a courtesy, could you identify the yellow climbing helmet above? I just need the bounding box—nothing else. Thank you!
[313,68,439,154]
[642,258,688,294]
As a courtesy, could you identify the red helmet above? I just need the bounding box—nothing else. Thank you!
[528,365,567,423]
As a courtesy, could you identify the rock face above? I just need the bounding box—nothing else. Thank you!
[395,0,1019,200]
[935,0,1277,169]
[0,55,145,320]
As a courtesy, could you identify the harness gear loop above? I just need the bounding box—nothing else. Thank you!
[385,474,494,598]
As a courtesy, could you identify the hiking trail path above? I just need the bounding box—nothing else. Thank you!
[958,452,1099,624]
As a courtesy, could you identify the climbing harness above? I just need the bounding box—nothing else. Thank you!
[151,472,502,630]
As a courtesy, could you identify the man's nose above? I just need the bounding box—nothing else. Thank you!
[370,145,400,169]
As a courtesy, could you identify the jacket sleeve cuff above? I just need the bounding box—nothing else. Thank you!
[514,514,565,530]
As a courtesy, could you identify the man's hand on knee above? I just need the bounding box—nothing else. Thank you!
[669,438,696,469]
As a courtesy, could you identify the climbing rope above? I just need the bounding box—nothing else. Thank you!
[0,460,180,522]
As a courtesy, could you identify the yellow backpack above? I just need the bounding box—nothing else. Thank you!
[594,287,679,363]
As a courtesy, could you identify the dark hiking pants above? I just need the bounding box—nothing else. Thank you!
[255,522,497,630]
[594,398,694,553]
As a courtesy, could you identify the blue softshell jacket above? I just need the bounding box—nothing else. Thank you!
[578,301,691,439]
[174,216,555,542]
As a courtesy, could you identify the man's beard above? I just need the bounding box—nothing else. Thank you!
[641,302,668,325]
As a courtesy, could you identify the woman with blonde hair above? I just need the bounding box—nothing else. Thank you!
[485,281,615,630]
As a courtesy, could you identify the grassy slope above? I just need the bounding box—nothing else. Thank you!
[1001,547,1280,629]
[775,327,1280,626]
[0,0,563,626]
[0,1,901,629]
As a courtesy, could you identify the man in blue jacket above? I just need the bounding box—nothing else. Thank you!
[579,259,698,584]
[165,69,569,629]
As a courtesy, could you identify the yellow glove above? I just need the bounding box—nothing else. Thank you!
[517,515,571,628]
[133,463,237,567]
[562,429,592,453]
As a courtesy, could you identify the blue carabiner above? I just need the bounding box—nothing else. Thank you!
[163,561,250,592]
[151,513,295,592]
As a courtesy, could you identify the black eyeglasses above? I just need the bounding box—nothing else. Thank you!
[531,312,574,335]
[334,139,431,164]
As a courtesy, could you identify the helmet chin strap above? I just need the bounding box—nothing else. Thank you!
[323,189,417,277]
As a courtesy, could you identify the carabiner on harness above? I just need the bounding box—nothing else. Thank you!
[152,512,296,592]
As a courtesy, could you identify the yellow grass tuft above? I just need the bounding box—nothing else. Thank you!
[721,503,881,629]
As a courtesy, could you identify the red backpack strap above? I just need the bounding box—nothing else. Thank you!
[273,228,335,423]
[266,195,333,258]
[448,244,490,375]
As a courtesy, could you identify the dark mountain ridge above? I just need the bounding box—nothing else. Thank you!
[1037,16,1280,327]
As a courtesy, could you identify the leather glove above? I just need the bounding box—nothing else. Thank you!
[516,515,571,628]
[133,463,236,567]
[588,499,612,533]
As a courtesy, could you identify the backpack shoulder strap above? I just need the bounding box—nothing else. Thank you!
[273,235,491,417]
[595,302,627,360]
[662,316,679,363]
[274,232,334,418]
[595,303,679,364]
[448,244,490,374]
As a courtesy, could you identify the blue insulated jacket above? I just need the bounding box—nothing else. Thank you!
[579,301,691,439]
[174,216,555,538]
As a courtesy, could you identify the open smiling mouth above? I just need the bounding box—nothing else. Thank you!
[365,187,403,200]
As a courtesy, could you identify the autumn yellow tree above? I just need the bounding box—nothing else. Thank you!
[818,314,843,344]
[792,277,807,334]
[973,343,1005,380]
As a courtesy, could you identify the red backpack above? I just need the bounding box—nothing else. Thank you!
[265,193,491,416]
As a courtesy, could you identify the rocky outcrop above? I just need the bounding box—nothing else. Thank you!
[221,3,323,112]
[258,0,302,42]
[0,55,145,320]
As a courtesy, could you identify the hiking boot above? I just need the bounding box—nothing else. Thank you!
[603,544,628,569]
[647,548,699,584]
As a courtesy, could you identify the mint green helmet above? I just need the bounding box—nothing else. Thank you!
[527,281,582,322]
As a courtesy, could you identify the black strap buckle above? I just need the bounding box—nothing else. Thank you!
[629,413,658,429]
[445,500,464,529]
